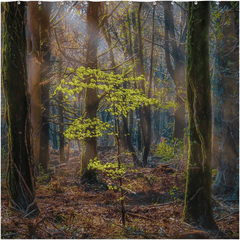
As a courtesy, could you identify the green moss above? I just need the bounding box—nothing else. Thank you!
[2,2,39,215]
[183,2,217,230]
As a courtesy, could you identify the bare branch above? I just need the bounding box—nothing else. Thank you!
[51,2,78,28]
[100,53,137,72]
[53,28,85,65]
[99,1,123,27]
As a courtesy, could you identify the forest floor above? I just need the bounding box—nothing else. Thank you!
[1,147,239,239]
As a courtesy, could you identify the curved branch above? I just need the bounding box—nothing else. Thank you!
[97,32,121,59]
[50,3,62,23]
[99,1,122,27]
[53,28,84,65]
[100,53,137,72]
[51,2,78,28]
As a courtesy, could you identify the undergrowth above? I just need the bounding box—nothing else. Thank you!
[1,147,239,239]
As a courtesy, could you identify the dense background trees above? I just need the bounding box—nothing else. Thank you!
[1,1,238,235]
[212,2,239,200]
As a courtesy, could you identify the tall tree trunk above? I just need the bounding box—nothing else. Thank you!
[148,4,155,99]
[58,90,65,163]
[27,1,41,168]
[131,11,142,153]
[212,2,239,199]
[52,106,58,150]
[137,112,142,152]
[81,2,100,181]
[122,114,141,167]
[183,2,217,230]
[138,3,152,167]
[39,2,52,171]
[163,2,186,139]
[2,2,39,216]
[127,10,136,147]
[127,9,141,166]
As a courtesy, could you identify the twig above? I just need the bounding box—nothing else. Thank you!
[2,233,17,237]
[25,197,36,214]
[11,199,25,213]
[99,2,122,27]
[181,221,200,230]
[10,152,33,199]
[53,28,84,65]
[216,213,234,222]
[46,219,69,237]
[126,212,155,222]
[110,220,155,238]
[149,200,183,208]
[100,53,137,72]
[24,209,38,218]
[189,187,203,202]
[39,225,53,238]
[51,2,78,28]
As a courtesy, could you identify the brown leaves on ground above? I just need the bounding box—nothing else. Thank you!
[1,147,239,239]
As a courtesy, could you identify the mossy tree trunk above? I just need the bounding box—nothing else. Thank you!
[81,2,100,181]
[39,2,52,171]
[183,2,218,230]
[2,2,39,216]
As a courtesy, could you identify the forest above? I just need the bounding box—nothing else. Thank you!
[1,1,239,239]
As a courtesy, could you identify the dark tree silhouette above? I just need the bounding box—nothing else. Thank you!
[2,2,39,216]
[183,2,218,230]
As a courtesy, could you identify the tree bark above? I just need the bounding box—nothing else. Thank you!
[127,10,141,166]
[27,2,41,168]
[39,2,52,171]
[183,2,218,230]
[58,90,65,163]
[2,2,39,216]
[52,106,59,150]
[137,3,152,167]
[148,4,155,99]
[163,2,186,139]
[81,2,100,181]
[130,10,142,154]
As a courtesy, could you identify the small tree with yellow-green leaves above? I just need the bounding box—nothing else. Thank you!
[88,157,137,226]
[53,66,160,168]
[53,66,174,225]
